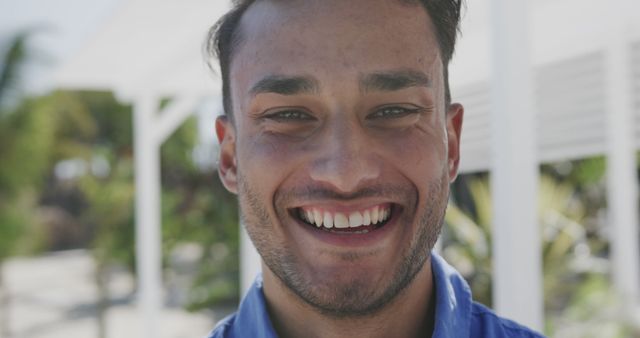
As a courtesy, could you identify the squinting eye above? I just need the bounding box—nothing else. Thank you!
[266,109,315,122]
[368,106,423,119]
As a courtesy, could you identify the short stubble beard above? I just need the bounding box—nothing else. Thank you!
[237,170,449,318]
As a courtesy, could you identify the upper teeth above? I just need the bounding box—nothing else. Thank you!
[300,205,391,229]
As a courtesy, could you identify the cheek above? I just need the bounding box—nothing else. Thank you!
[243,133,305,164]
[377,127,448,178]
[236,131,306,191]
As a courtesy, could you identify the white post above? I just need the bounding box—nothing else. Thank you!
[606,0,640,310]
[240,224,262,296]
[134,94,163,338]
[489,0,543,331]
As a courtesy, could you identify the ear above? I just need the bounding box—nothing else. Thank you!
[445,103,464,182]
[216,115,238,194]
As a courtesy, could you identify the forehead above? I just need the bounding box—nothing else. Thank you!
[231,0,441,94]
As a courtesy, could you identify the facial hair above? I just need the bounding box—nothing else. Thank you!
[237,170,449,318]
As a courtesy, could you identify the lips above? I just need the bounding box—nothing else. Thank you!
[293,203,394,233]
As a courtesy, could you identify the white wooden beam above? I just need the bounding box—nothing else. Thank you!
[489,0,544,331]
[133,94,163,338]
[606,0,640,310]
[132,93,201,338]
[155,95,200,144]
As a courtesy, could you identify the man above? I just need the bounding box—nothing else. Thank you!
[206,0,544,337]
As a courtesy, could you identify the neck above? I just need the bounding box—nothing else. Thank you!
[262,259,436,338]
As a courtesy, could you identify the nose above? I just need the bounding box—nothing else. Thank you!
[308,120,381,193]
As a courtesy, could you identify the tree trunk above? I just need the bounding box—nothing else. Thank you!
[0,261,11,338]
[95,260,108,338]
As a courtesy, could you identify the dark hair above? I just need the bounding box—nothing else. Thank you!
[205,0,463,118]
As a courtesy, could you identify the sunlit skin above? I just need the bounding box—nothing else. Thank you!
[215,0,463,337]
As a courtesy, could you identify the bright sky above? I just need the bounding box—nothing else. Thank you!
[0,0,123,94]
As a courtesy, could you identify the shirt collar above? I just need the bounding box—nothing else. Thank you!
[231,275,278,338]
[232,251,472,338]
[430,252,473,337]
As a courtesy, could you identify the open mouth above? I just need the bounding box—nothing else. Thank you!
[291,203,397,234]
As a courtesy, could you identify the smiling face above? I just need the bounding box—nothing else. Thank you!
[216,0,463,317]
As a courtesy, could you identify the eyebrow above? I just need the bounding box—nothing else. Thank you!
[360,69,432,92]
[249,75,319,96]
[248,69,431,97]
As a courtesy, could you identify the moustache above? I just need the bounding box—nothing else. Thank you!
[274,183,414,204]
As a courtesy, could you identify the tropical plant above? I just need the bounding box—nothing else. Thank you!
[443,171,637,337]
[159,116,240,310]
[1,75,240,337]
[0,30,54,338]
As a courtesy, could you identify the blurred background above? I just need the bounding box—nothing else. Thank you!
[1,0,640,337]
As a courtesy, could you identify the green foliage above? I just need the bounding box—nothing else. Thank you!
[160,118,240,309]
[549,274,638,338]
[66,91,135,269]
[0,30,54,261]
[0,30,31,108]
[0,30,226,329]
[444,163,635,337]
[35,92,241,309]
[570,157,606,186]
[0,192,38,258]
[80,155,136,268]
[0,98,56,195]
[185,241,239,310]
[1,86,135,263]
[442,179,492,305]
[1,74,240,310]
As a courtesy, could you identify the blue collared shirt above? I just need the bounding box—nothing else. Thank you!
[207,252,545,338]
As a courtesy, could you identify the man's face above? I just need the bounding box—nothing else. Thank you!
[217,0,463,317]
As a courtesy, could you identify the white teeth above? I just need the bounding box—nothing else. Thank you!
[334,213,349,228]
[371,207,379,224]
[306,210,314,224]
[349,212,363,228]
[313,209,323,227]
[363,210,371,225]
[382,208,390,223]
[300,206,391,229]
[323,212,334,228]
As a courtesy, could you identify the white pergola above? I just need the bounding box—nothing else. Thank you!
[54,0,640,336]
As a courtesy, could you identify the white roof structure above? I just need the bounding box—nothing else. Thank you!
[54,0,228,97]
[54,0,640,336]
[452,0,640,172]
